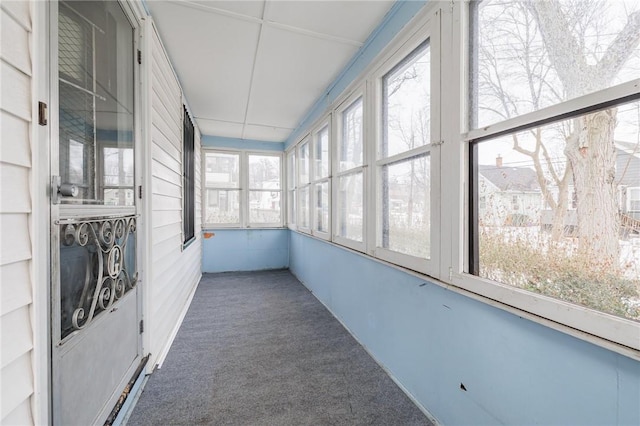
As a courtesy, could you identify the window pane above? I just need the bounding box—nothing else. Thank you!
[103,147,134,206]
[58,1,134,205]
[205,153,239,188]
[381,155,430,258]
[299,186,309,229]
[474,101,640,322]
[315,182,329,233]
[382,42,430,158]
[471,0,640,129]
[299,142,310,185]
[205,189,240,224]
[249,154,280,190]
[315,125,330,179]
[337,172,363,242]
[288,189,296,225]
[250,190,281,224]
[339,98,363,171]
[287,152,296,190]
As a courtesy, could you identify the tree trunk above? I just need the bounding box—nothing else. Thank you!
[565,110,620,269]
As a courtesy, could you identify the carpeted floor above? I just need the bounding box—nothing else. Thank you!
[126,270,432,426]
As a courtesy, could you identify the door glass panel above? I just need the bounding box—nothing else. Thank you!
[58,1,134,205]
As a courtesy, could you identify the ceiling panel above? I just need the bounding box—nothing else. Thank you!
[148,1,260,124]
[266,1,395,42]
[148,1,396,141]
[246,25,358,129]
[196,118,244,139]
[243,124,294,142]
[187,0,265,19]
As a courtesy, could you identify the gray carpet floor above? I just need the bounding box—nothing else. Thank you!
[127,270,432,426]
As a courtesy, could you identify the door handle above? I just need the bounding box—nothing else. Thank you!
[52,176,79,204]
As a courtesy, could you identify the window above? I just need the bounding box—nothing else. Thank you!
[286,150,296,227]
[335,94,365,249]
[628,188,640,213]
[312,122,331,237]
[204,152,240,225]
[375,41,436,273]
[468,0,640,348]
[248,154,281,225]
[203,150,282,228]
[58,0,134,205]
[297,138,311,230]
[183,107,195,244]
[282,2,640,353]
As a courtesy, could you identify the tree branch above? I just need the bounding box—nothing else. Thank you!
[597,10,640,82]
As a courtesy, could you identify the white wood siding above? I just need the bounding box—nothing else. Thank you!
[0,1,35,424]
[147,21,202,369]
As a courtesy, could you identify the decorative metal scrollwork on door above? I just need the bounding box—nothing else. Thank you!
[58,215,137,340]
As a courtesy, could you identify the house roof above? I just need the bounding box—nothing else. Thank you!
[615,140,640,158]
[479,165,539,192]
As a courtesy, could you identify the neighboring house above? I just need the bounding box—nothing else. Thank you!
[478,159,541,227]
[615,140,640,220]
[539,141,640,233]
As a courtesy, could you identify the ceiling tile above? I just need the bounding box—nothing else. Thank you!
[243,124,293,142]
[246,25,358,129]
[266,1,394,42]
[148,1,260,124]
[187,0,265,19]
[196,118,244,138]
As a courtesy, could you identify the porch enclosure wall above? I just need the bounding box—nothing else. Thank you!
[145,19,202,370]
[289,232,640,425]
[0,1,36,424]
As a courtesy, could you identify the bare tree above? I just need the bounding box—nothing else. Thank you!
[478,0,640,268]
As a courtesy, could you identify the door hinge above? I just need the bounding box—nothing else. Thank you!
[139,320,144,334]
[138,185,143,199]
[137,49,142,65]
[38,102,48,126]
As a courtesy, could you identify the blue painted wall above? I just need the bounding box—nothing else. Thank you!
[201,135,284,152]
[289,231,640,425]
[201,229,289,273]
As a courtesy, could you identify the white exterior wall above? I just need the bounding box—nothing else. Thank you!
[0,1,35,424]
[146,20,202,369]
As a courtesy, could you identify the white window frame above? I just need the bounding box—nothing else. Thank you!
[202,149,242,228]
[311,116,332,240]
[202,148,283,229]
[450,2,640,352]
[370,17,441,276]
[627,187,640,213]
[286,148,297,229]
[296,136,312,233]
[285,1,640,357]
[246,151,284,228]
[333,88,368,252]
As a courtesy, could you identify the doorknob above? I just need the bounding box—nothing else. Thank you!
[52,176,79,204]
[59,183,79,197]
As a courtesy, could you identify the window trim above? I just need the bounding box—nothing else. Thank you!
[310,117,332,240]
[202,148,283,229]
[460,2,640,351]
[247,152,283,228]
[283,1,640,357]
[296,136,312,233]
[333,88,368,253]
[286,148,297,229]
[202,149,242,228]
[370,17,441,276]
[182,105,196,245]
